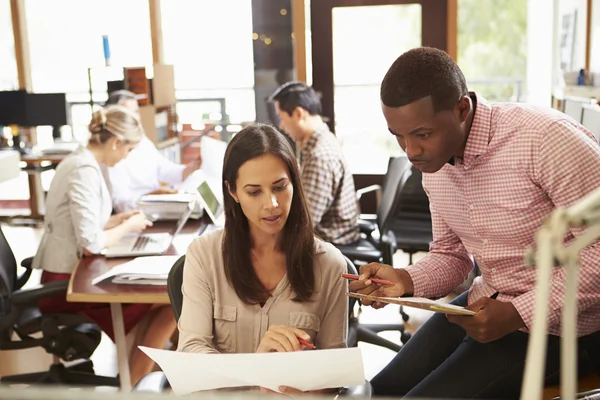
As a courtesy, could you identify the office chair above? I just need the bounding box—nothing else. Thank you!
[0,225,118,387]
[388,164,432,265]
[133,255,373,397]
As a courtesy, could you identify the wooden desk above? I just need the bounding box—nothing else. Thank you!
[20,154,67,219]
[67,218,210,390]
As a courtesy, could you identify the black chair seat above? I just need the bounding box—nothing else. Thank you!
[336,239,381,263]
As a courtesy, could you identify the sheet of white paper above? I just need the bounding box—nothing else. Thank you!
[91,255,180,285]
[200,136,227,181]
[139,347,365,395]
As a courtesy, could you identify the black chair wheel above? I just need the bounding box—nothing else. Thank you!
[401,332,412,344]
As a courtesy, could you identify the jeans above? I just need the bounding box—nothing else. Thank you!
[370,291,600,399]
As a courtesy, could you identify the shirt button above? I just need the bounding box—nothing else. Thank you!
[464,165,469,170]
[469,205,474,210]
[483,239,488,244]
[492,268,496,272]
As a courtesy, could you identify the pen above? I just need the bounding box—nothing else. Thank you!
[341,273,395,286]
[297,337,316,349]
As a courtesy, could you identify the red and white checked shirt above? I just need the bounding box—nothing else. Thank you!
[406,94,600,337]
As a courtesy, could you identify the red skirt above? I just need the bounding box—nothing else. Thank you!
[39,271,153,342]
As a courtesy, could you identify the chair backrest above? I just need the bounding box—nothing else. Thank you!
[167,254,360,324]
[0,225,17,316]
[167,255,186,322]
[377,156,412,230]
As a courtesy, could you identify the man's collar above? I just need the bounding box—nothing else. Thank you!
[454,92,492,166]
[300,125,327,155]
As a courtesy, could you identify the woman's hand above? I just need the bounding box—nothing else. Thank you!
[124,213,153,233]
[260,386,338,397]
[105,210,140,229]
[256,326,313,353]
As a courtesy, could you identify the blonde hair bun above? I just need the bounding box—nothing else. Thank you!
[88,105,145,145]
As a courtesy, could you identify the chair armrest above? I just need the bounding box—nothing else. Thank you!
[15,257,34,290]
[358,219,377,236]
[356,185,382,210]
[11,280,68,307]
[340,380,372,398]
[133,371,170,393]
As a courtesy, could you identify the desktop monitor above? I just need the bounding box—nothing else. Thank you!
[0,91,68,127]
[582,105,600,142]
[563,98,585,123]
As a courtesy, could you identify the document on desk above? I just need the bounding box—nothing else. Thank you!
[91,256,180,286]
[139,346,365,395]
[348,293,476,316]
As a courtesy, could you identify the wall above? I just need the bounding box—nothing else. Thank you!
[591,0,600,72]
[558,0,589,71]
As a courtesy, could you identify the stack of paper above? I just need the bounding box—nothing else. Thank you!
[137,193,198,220]
[139,346,365,395]
[92,255,180,286]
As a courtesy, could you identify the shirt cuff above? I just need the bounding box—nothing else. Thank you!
[510,291,536,331]
[404,265,430,298]
[162,164,186,186]
[82,230,107,254]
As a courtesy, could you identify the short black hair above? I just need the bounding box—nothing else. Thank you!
[105,90,136,107]
[380,47,468,112]
[268,81,322,116]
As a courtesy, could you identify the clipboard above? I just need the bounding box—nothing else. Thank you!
[347,293,476,316]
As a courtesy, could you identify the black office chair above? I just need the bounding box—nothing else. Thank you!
[388,165,432,264]
[0,224,118,387]
[134,255,373,397]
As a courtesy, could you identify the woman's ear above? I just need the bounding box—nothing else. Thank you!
[108,137,120,151]
[225,181,239,203]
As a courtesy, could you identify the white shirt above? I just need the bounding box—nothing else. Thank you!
[105,137,186,212]
[33,146,112,273]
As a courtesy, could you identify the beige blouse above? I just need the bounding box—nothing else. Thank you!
[177,229,348,354]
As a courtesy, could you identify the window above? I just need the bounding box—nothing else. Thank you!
[332,4,422,174]
[25,0,153,142]
[0,1,18,90]
[160,0,256,123]
[457,0,528,102]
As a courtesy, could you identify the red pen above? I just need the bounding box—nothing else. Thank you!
[341,273,395,286]
[297,337,316,349]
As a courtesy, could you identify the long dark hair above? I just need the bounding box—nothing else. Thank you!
[222,123,315,304]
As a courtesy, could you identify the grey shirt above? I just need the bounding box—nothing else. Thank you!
[177,229,348,354]
[32,146,112,273]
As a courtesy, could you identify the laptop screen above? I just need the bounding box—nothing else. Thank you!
[197,181,222,217]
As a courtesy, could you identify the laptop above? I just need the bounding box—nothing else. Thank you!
[104,202,194,258]
[196,180,225,227]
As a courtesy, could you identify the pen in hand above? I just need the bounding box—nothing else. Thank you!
[341,273,395,286]
[297,337,316,350]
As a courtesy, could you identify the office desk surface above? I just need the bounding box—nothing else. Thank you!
[67,218,209,304]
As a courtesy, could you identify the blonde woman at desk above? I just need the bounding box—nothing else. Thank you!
[177,123,348,395]
[32,106,176,386]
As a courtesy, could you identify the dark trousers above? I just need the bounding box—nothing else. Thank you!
[371,291,600,399]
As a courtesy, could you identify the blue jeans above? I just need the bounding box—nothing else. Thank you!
[370,291,599,399]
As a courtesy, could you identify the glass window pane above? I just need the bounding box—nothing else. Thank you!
[332,4,422,174]
[161,0,255,90]
[457,0,527,101]
[0,1,18,90]
[26,0,153,94]
[161,0,256,122]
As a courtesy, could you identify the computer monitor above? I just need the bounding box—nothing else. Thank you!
[563,98,586,123]
[582,105,600,142]
[0,91,68,127]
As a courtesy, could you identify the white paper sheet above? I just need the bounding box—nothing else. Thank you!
[139,346,365,395]
[199,136,227,181]
[91,255,180,285]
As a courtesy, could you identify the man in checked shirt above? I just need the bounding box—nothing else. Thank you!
[269,81,360,245]
[350,47,600,399]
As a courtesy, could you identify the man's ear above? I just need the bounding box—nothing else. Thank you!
[291,106,304,120]
[456,95,472,123]
[225,181,239,203]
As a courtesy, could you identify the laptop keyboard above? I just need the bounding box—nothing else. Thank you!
[132,235,157,251]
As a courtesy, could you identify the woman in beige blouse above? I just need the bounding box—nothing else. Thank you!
[178,123,348,394]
